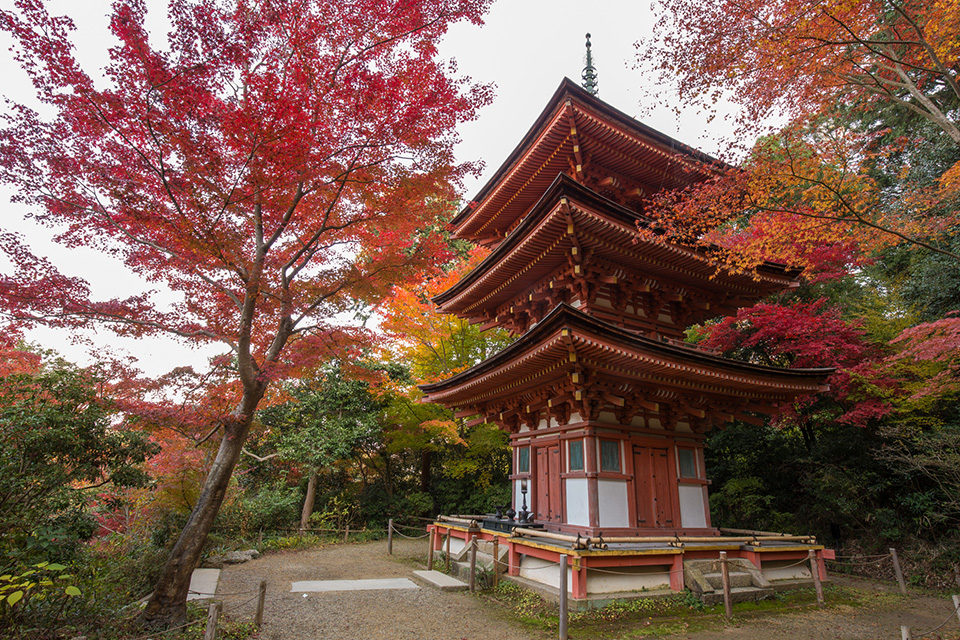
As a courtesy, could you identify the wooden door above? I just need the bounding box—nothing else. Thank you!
[534,445,562,522]
[535,447,550,521]
[651,447,676,527]
[548,445,562,522]
[634,445,676,528]
[633,446,655,526]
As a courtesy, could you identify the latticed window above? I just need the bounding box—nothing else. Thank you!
[568,440,584,471]
[517,446,530,473]
[678,448,698,478]
[600,439,620,472]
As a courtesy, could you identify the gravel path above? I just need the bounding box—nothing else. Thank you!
[219,540,960,640]
[217,537,549,640]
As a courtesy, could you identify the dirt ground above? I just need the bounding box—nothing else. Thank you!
[218,539,960,640]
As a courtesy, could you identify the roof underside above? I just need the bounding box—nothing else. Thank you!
[434,176,797,321]
[419,304,831,411]
[450,78,724,243]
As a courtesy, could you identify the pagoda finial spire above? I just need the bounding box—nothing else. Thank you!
[581,33,598,96]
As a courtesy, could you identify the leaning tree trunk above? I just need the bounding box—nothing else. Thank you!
[140,392,262,628]
[299,467,318,530]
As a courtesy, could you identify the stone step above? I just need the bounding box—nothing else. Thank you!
[700,585,774,606]
[411,570,468,592]
[702,571,755,589]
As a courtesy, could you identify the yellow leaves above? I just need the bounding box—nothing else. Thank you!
[925,0,960,66]
[938,160,960,197]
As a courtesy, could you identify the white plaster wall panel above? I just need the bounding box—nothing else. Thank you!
[597,411,618,424]
[519,556,572,592]
[447,538,466,557]
[587,565,671,593]
[597,479,630,528]
[538,418,549,429]
[678,485,708,528]
[762,560,812,582]
[568,412,583,423]
[564,478,590,526]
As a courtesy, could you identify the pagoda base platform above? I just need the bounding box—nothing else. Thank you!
[427,520,832,606]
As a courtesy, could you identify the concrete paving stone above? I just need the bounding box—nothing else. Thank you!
[187,568,221,600]
[411,570,469,591]
[290,578,419,592]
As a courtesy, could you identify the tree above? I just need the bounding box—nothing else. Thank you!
[0,360,156,565]
[378,246,513,495]
[0,0,491,626]
[634,0,960,275]
[257,361,385,529]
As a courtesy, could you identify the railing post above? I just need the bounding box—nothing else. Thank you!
[468,535,478,592]
[900,624,912,640]
[492,536,500,589]
[427,527,435,571]
[204,601,221,640]
[953,594,960,626]
[255,579,266,628]
[445,532,451,572]
[387,518,393,555]
[343,524,350,543]
[808,549,824,606]
[720,551,732,619]
[890,548,907,595]
[558,553,569,640]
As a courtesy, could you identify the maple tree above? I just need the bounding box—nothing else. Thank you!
[378,247,513,492]
[0,0,492,626]
[635,0,960,276]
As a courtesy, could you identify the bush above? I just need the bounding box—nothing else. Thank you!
[238,481,301,532]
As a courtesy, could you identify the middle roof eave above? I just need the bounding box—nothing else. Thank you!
[418,303,833,396]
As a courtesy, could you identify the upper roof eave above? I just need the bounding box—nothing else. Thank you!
[449,78,730,232]
[418,303,833,395]
[433,175,800,309]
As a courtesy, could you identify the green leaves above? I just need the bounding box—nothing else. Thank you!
[0,560,80,610]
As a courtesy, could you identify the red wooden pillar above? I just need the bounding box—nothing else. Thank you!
[508,541,520,576]
[742,549,761,570]
[815,550,827,581]
[571,557,588,599]
[584,436,600,528]
[669,554,684,591]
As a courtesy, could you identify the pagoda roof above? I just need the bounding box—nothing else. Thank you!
[433,174,798,320]
[450,78,726,243]
[419,303,832,410]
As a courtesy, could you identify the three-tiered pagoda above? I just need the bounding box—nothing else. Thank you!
[421,77,831,538]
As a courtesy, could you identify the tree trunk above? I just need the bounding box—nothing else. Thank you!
[299,467,318,530]
[140,391,262,628]
[420,449,431,493]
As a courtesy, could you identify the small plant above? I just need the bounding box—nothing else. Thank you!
[0,561,82,629]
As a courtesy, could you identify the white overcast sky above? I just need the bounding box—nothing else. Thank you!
[0,0,744,377]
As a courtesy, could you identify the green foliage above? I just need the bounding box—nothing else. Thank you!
[0,364,157,565]
[236,481,302,533]
[0,561,83,633]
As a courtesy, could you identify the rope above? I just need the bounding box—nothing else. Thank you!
[832,553,891,559]
[911,601,960,637]
[118,616,202,640]
[825,556,891,567]
[222,592,262,615]
[392,522,430,531]
[390,523,430,539]
[188,587,259,597]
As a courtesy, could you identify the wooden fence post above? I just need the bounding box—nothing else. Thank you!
[387,518,393,555]
[492,537,500,589]
[558,553,569,640]
[890,548,907,595]
[445,532,451,572]
[953,565,960,588]
[900,625,912,640]
[255,580,266,628]
[808,550,824,606]
[953,595,960,626]
[343,524,350,543]
[468,535,478,593]
[427,527,435,571]
[204,601,221,640]
[720,551,732,619]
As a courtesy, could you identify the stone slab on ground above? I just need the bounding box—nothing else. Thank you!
[290,578,419,592]
[411,570,469,591]
[187,568,221,601]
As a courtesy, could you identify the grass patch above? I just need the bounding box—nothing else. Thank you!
[483,581,878,639]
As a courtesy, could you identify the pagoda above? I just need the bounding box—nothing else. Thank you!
[421,75,831,539]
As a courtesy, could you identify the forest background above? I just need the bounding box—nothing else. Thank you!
[0,0,958,636]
